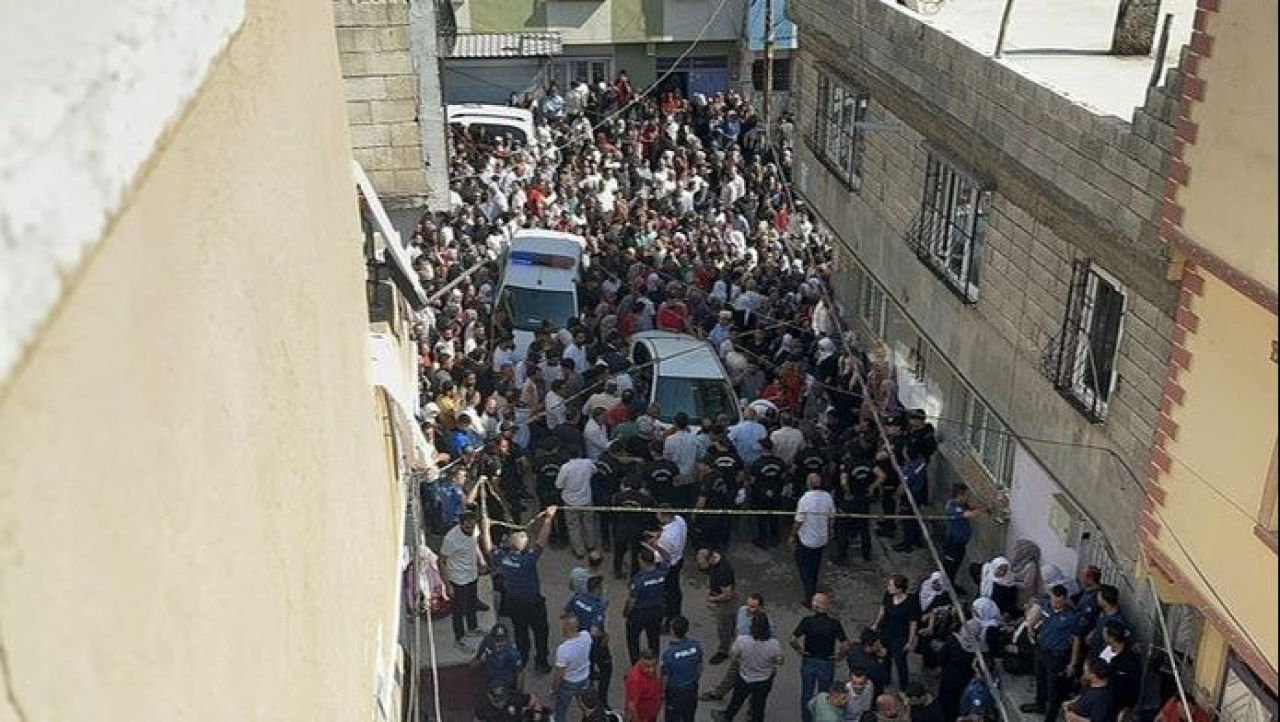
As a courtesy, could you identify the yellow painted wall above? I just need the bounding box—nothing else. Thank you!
[0,1,402,720]
[1153,271,1278,676]
[1176,0,1279,292]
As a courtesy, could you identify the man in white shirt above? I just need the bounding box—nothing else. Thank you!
[556,457,598,557]
[583,407,610,460]
[790,473,836,608]
[651,507,688,632]
[552,613,594,722]
[663,413,703,485]
[440,511,488,650]
[727,406,767,467]
[544,379,568,430]
[770,413,806,464]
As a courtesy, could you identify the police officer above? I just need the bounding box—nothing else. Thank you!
[833,458,874,564]
[612,471,657,579]
[593,440,642,553]
[480,507,559,675]
[640,439,681,506]
[748,438,787,548]
[698,431,743,549]
[531,438,567,547]
[564,574,613,707]
[792,437,829,498]
[1020,584,1083,722]
[661,615,705,722]
[625,544,670,665]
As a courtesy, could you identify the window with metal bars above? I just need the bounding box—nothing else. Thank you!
[1049,259,1127,421]
[962,390,1014,488]
[907,153,991,303]
[809,72,869,188]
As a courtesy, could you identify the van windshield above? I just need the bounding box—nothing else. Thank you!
[463,121,529,147]
[652,377,740,426]
[501,287,576,332]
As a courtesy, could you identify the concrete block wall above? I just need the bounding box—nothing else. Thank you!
[335,0,431,205]
[789,0,1187,572]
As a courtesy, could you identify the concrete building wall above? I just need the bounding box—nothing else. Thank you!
[789,0,1185,584]
[336,0,434,206]
[663,0,745,41]
[548,0,615,45]
[0,0,403,718]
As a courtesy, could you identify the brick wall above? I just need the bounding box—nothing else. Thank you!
[335,0,431,205]
[789,0,1186,570]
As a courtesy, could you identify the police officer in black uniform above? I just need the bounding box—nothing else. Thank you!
[612,470,657,579]
[640,439,680,506]
[698,431,743,550]
[748,438,787,548]
[832,458,875,564]
[531,437,568,547]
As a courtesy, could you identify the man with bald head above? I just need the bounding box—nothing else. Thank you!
[791,593,849,722]
[790,472,836,606]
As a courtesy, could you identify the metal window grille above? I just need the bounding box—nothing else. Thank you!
[809,72,868,188]
[962,391,1014,488]
[905,153,990,303]
[1045,259,1127,421]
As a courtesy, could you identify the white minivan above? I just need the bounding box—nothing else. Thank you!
[629,331,742,429]
[495,230,585,354]
[446,103,537,151]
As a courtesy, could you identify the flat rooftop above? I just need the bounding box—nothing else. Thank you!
[893,0,1197,119]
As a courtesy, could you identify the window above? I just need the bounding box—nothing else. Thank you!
[962,391,1014,488]
[500,286,577,332]
[751,58,792,91]
[548,57,612,91]
[1044,260,1127,421]
[652,378,740,426]
[909,153,990,302]
[809,72,868,188]
[858,271,887,338]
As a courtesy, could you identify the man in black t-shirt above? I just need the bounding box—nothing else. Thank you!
[695,548,737,664]
[640,440,681,505]
[871,447,901,538]
[1064,658,1116,722]
[833,461,874,564]
[791,593,849,722]
[749,439,788,548]
[697,436,742,549]
[474,684,546,722]
[793,443,828,498]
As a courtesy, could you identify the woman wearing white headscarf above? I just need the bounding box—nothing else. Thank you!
[1039,563,1081,598]
[919,571,949,612]
[980,556,1019,615]
[971,597,1004,656]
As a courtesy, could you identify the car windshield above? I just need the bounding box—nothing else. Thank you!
[502,286,576,332]
[652,377,740,426]
[464,121,528,147]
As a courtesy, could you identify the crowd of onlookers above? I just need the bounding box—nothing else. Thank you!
[397,70,1199,722]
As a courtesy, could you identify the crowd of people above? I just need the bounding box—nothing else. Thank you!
[402,71,1171,722]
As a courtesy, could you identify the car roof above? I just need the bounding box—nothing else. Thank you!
[501,264,576,291]
[633,331,728,380]
[512,229,585,248]
[446,104,534,124]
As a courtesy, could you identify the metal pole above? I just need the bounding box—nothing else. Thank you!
[762,0,775,143]
[425,257,490,304]
[1148,13,1175,88]
[1149,577,1195,722]
[993,0,1016,58]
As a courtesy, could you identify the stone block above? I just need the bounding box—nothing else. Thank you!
[365,52,414,76]
[367,169,397,194]
[371,99,417,123]
[346,100,373,124]
[344,76,386,102]
[384,75,418,100]
[389,121,420,147]
[394,168,429,194]
[349,123,389,149]
[338,51,370,76]
[378,26,411,51]
[335,26,380,53]
[351,147,380,168]
[332,3,390,26]
[392,145,424,169]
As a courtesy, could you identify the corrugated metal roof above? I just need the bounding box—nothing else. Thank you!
[447,32,562,59]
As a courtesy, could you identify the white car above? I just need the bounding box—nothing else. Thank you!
[495,230,585,354]
[446,103,536,151]
[629,331,742,429]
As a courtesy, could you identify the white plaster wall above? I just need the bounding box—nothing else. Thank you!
[549,0,615,45]
[663,0,746,42]
[0,0,245,385]
[1007,446,1081,574]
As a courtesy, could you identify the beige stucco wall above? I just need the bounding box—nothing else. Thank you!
[0,0,402,719]
[1176,0,1279,292]
[1153,271,1278,676]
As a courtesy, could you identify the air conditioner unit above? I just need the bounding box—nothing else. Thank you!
[1047,493,1084,548]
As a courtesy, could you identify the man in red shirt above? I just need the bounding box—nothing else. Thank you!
[625,649,663,722]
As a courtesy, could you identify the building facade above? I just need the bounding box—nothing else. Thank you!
[335,0,452,211]
[1141,0,1279,710]
[0,0,415,718]
[442,0,747,103]
[789,0,1193,624]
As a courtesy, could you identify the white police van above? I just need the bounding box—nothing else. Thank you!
[495,230,586,355]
